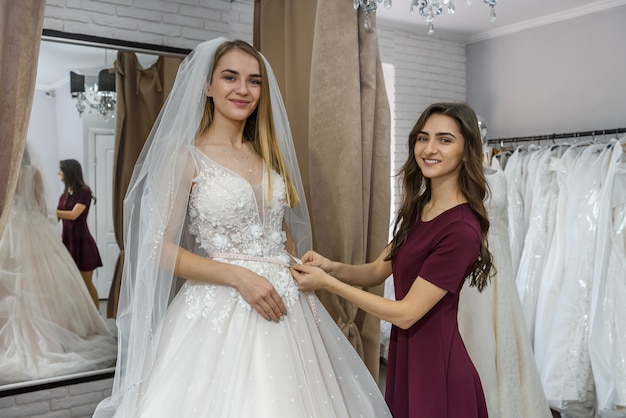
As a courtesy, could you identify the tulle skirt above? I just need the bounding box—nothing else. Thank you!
[129,264,391,418]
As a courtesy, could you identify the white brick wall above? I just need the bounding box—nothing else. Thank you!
[0,378,113,418]
[43,0,255,49]
[377,23,466,213]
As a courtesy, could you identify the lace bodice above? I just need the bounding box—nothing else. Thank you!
[188,149,289,261]
[182,148,298,330]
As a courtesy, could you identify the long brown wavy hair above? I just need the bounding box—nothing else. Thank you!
[196,40,298,208]
[385,103,494,291]
[59,158,95,204]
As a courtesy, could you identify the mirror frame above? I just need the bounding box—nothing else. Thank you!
[0,30,190,396]
[42,29,191,58]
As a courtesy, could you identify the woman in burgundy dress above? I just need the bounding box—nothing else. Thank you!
[292,102,494,418]
[56,158,103,307]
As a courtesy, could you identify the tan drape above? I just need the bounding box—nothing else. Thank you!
[0,0,45,235]
[308,2,391,380]
[253,0,316,210]
[255,1,391,379]
[107,52,182,318]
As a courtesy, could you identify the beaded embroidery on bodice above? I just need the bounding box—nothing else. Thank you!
[188,150,288,259]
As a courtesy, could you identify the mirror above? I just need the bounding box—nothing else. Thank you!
[0,33,187,391]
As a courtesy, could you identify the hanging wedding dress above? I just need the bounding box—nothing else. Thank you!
[458,159,552,418]
[514,146,559,345]
[503,146,528,276]
[534,144,582,370]
[0,149,117,385]
[588,138,626,417]
[541,142,614,417]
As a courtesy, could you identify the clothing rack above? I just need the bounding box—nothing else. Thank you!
[487,127,626,145]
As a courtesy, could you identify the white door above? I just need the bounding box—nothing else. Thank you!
[88,130,118,297]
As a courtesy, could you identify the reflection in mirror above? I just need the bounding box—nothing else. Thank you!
[0,141,118,385]
[0,38,163,390]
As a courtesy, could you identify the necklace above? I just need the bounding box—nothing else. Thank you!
[210,140,256,174]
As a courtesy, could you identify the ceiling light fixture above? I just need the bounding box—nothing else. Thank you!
[70,69,116,118]
[355,0,497,34]
[69,49,116,119]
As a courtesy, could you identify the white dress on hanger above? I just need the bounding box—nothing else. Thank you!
[515,146,558,345]
[131,148,391,417]
[534,144,582,371]
[541,143,614,417]
[504,146,528,276]
[589,139,626,417]
[458,159,552,418]
[0,164,117,384]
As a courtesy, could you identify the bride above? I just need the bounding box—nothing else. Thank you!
[94,38,390,417]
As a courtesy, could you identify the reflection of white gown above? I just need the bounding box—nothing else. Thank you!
[458,160,552,418]
[0,165,117,385]
[132,149,390,417]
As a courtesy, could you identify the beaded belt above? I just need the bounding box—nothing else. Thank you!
[207,252,320,326]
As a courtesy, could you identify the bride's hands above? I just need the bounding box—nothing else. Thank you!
[236,269,286,322]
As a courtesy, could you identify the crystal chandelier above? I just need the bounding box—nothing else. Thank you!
[69,69,116,118]
[355,0,497,34]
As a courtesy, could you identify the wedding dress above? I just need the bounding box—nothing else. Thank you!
[458,159,552,418]
[541,143,614,417]
[515,146,560,345]
[129,148,391,417]
[534,144,581,370]
[0,162,117,385]
[503,146,527,276]
[588,139,626,417]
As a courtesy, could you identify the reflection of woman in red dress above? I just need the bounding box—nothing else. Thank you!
[56,159,103,307]
[292,103,494,418]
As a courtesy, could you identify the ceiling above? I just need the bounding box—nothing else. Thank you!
[375,0,626,41]
[37,0,626,90]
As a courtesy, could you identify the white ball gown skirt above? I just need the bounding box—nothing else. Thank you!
[132,260,391,418]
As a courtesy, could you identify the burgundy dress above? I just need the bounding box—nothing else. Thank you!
[57,187,103,271]
[387,203,488,418]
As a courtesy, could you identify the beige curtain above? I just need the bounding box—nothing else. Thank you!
[308,2,391,380]
[0,0,46,235]
[107,52,182,318]
[255,1,391,379]
[253,0,316,206]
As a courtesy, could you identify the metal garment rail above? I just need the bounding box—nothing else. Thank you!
[487,127,626,145]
